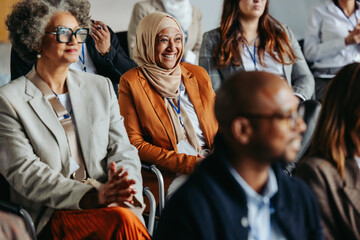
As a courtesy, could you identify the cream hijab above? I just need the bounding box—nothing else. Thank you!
[133,12,201,153]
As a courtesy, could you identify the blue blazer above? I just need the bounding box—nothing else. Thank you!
[154,136,324,240]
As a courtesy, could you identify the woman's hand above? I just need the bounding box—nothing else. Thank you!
[90,20,111,56]
[97,162,136,207]
[345,24,360,45]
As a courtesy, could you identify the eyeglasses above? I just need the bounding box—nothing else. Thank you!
[239,105,305,130]
[45,27,89,43]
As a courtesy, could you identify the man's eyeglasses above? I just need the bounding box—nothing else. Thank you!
[239,105,305,130]
[45,27,89,43]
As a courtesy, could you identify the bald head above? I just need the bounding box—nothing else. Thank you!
[215,71,294,132]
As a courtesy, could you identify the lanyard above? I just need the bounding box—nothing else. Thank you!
[167,84,184,128]
[338,5,358,28]
[244,37,258,69]
[78,43,87,72]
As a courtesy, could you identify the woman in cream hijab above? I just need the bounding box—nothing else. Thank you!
[119,12,218,202]
[127,0,202,64]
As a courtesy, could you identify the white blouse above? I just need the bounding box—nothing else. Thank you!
[304,0,360,74]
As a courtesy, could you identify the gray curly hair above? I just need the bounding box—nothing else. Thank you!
[6,0,91,62]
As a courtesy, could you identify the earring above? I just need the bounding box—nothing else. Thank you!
[37,52,41,59]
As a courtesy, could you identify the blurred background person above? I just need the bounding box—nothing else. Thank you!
[296,62,360,240]
[303,0,360,102]
[200,0,314,101]
[128,0,203,64]
[119,12,218,203]
[1,0,149,239]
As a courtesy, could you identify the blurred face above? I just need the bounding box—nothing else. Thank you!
[249,86,306,163]
[238,0,267,20]
[154,27,182,69]
[40,11,82,66]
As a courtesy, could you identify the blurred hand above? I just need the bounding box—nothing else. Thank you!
[90,20,111,55]
[345,24,360,45]
[97,162,136,207]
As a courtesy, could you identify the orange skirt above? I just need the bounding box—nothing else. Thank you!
[49,207,151,240]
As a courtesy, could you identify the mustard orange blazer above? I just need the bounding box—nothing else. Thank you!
[119,62,218,198]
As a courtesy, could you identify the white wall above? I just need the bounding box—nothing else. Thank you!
[88,0,325,39]
[269,0,326,39]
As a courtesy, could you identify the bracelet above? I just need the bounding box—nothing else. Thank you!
[100,46,111,56]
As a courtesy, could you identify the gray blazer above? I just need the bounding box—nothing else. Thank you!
[296,157,360,240]
[0,68,143,233]
[199,27,315,100]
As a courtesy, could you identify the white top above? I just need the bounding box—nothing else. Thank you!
[227,164,287,240]
[70,43,97,74]
[180,81,206,147]
[355,155,360,169]
[241,46,307,100]
[304,0,360,73]
[241,46,286,79]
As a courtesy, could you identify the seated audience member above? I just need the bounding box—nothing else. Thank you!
[303,0,360,102]
[0,211,31,240]
[128,0,202,64]
[1,0,150,239]
[296,63,360,240]
[10,12,136,94]
[200,0,314,100]
[153,71,324,240]
[119,12,218,201]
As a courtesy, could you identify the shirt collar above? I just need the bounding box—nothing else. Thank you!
[226,161,278,204]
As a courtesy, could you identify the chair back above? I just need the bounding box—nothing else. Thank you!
[0,200,36,240]
[283,99,322,175]
[115,31,130,57]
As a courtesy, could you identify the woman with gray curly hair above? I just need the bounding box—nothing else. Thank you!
[1,0,150,239]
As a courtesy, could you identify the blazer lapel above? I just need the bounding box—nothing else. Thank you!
[137,69,178,150]
[181,65,210,147]
[343,159,360,215]
[25,69,71,175]
[66,71,91,166]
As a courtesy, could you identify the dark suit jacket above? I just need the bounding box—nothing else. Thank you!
[154,136,324,240]
[296,157,360,240]
[10,24,136,93]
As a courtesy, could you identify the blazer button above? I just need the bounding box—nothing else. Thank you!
[241,217,249,228]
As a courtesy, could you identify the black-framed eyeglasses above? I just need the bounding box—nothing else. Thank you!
[239,105,305,130]
[45,27,89,43]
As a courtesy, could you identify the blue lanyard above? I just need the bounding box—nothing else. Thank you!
[78,43,87,72]
[167,84,184,128]
[244,37,258,69]
[338,5,358,28]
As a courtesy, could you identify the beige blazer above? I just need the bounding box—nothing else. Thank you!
[127,0,203,64]
[0,68,143,234]
[296,157,360,240]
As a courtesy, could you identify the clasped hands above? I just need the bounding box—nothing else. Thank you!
[97,162,136,208]
[345,22,360,45]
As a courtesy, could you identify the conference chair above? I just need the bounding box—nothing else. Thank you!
[283,99,322,175]
[0,200,36,240]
